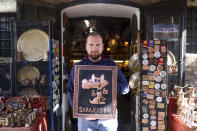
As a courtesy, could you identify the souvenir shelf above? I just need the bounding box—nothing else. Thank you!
[140,40,168,131]
[12,20,51,96]
[12,20,61,131]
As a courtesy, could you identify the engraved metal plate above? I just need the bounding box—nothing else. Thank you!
[73,65,117,119]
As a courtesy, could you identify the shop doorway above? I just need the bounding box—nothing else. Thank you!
[60,2,140,131]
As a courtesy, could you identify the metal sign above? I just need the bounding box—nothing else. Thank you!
[73,65,117,119]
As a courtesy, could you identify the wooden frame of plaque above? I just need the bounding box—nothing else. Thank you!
[73,65,117,119]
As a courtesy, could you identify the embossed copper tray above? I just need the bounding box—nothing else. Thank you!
[73,65,117,119]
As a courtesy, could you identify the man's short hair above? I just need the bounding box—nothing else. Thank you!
[86,32,103,43]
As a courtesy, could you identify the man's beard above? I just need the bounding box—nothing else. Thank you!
[88,53,102,61]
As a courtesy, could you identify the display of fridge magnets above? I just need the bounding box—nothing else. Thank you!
[149,81,155,88]
[143,113,149,119]
[142,65,150,70]
[142,127,149,131]
[161,84,167,90]
[158,120,165,125]
[150,65,156,72]
[161,46,166,53]
[142,75,149,80]
[158,116,165,120]
[158,125,165,130]
[160,71,167,77]
[142,119,149,124]
[142,48,148,54]
[142,60,149,65]
[150,126,157,130]
[154,58,159,65]
[157,65,163,71]
[142,81,149,86]
[142,105,148,113]
[155,76,162,82]
[149,59,154,65]
[149,104,155,109]
[149,109,156,115]
[150,120,157,126]
[148,47,154,53]
[154,52,161,58]
[158,112,165,117]
[159,57,165,64]
[149,40,154,47]
[142,40,148,47]
[149,89,155,94]
[142,86,149,91]
[155,40,160,45]
[142,54,148,59]
[156,97,163,102]
[142,99,149,104]
[149,100,156,105]
[154,70,160,76]
[154,45,160,52]
[149,53,154,58]
[154,83,160,89]
[149,76,155,81]
[150,115,157,120]
[147,94,154,99]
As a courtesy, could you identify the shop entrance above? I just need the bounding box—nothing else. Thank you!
[60,2,140,131]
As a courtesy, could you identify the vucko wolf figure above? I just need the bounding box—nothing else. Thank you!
[82,74,109,104]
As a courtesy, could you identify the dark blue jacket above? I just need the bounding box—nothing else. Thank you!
[67,56,130,107]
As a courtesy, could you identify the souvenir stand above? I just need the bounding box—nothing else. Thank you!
[0,20,51,130]
[152,17,196,131]
[140,1,197,128]
[0,19,61,131]
[140,40,168,131]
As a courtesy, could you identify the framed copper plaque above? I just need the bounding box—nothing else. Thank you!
[73,65,117,119]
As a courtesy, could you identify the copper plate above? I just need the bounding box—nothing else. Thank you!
[17,65,40,86]
[17,29,49,61]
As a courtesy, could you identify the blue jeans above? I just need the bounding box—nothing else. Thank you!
[78,117,118,131]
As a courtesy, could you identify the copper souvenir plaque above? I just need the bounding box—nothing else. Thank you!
[73,65,117,119]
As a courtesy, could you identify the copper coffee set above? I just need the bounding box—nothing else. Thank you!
[175,85,197,128]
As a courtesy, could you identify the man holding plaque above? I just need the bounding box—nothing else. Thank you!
[67,32,130,131]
